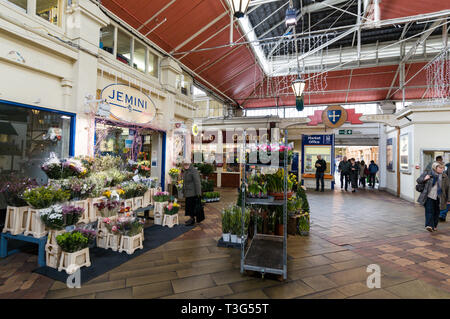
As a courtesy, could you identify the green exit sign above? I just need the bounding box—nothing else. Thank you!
[339,130,352,135]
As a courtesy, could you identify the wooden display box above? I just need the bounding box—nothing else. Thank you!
[3,206,29,236]
[58,248,91,274]
[119,233,143,255]
[162,214,179,228]
[133,196,144,210]
[88,197,105,222]
[24,208,48,238]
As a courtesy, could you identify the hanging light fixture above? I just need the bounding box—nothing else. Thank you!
[230,0,251,18]
[285,6,297,27]
[292,76,305,111]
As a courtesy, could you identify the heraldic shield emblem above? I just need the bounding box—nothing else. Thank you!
[322,105,347,128]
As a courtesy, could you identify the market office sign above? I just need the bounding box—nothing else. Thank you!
[101,84,156,124]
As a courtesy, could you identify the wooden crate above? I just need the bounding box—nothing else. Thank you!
[119,233,143,255]
[88,197,105,222]
[45,243,61,269]
[24,208,48,238]
[3,206,29,236]
[133,196,144,210]
[162,214,179,228]
[58,248,91,274]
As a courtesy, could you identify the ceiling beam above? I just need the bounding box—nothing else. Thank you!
[137,0,177,32]
[249,0,283,6]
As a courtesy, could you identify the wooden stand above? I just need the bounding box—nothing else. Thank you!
[133,196,144,210]
[162,214,179,228]
[123,198,133,209]
[24,208,48,238]
[3,206,29,235]
[88,197,105,222]
[58,248,91,274]
[119,233,143,254]
[96,229,108,249]
[106,233,120,251]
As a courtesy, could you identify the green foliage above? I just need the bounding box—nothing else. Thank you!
[22,186,70,209]
[222,207,232,233]
[228,206,250,236]
[296,186,310,213]
[56,231,89,253]
[195,163,214,176]
[120,182,148,199]
[93,155,123,172]
[297,213,310,233]
[201,179,214,193]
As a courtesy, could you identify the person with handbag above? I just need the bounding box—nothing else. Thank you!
[416,162,450,232]
[349,158,358,193]
[182,160,203,226]
[359,160,368,189]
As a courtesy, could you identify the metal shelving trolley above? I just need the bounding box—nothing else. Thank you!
[240,129,289,280]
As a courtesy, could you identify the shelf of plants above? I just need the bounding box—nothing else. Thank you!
[240,129,291,280]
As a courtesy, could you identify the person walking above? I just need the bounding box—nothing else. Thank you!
[182,160,203,226]
[359,160,368,189]
[417,162,450,232]
[315,155,327,192]
[338,157,351,191]
[349,158,358,193]
[368,160,379,188]
[440,161,450,221]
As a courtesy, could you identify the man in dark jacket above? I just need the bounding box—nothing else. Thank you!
[338,156,351,191]
[315,155,327,192]
[349,158,359,193]
[368,160,379,188]
[182,161,202,225]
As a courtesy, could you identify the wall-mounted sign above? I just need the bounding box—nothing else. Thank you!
[192,124,199,136]
[302,134,333,145]
[101,84,156,124]
[322,105,348,128]
[338,129,352,135]
[386,137,395,172]
[400,133,411,173]
[308,108,363,126]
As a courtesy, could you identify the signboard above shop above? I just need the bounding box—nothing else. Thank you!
[101,84,156,124]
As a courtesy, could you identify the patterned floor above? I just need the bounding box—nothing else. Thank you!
[0,187,449,299]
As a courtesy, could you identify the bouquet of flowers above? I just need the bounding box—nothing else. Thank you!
[0,175,38,207]
[116,217,145,236]
[93,155,122,172]
[119,182,148,199]
[94,200,120,217]
[119,206,132,217]
[41,154,62,179]
[169,168,180,180]
[59,177,96,200]
[176,180,183,191]
[61,158,87,179]
[137,152,147,162]
[103,189,124,201]
[22,186,70,209]
[153,191,170,202]
[103,217,120,235]
[137,164,151,177]
[73,228,96,245]
[74,156,95,175]
[40,204,84,229]
[164,202,180,215]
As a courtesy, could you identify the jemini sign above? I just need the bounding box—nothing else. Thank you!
[101,84,156,124]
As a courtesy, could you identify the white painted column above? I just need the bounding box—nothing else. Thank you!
[378,123,387,189]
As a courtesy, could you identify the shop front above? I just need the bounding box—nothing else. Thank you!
[0,100,75,184]
[96,84,166,189]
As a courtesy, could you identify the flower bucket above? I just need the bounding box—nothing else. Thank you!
[163,214,179,228]
[230,234,238,243]
[119,233,143,255]
[58,248,91,274]
[222,233,231,242]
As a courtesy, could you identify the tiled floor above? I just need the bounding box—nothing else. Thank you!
[0,187,450,299]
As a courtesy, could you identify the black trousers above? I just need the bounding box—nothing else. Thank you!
[359,176,366,188]
[185,196,197,219]
[340,173,349,190]
[368,173,376,187]
[316,172,324,191]
[350,174,358,189]
[425,197,440,228]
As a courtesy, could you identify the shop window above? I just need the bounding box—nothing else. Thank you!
[117,29,132,66]
[0,102,72,186]
[6,0,27,12]
[99,24,115,55]
[133,40,146,73]
[36,0,62,27]
[148,51,158,78]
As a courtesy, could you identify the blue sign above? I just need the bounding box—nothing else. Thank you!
[327,110,341,124]
[302,134,333,145]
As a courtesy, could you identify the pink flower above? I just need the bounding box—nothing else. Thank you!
[168,203,173,210]
[112,226,117,232]
[104,218,110,224]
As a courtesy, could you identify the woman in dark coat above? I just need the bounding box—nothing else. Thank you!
[417,162,450,232]
[182,161,202,225]
[349,158,358,193]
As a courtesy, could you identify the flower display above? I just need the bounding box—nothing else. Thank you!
[57,177,96,200]
[0,175,38,207]
[119,182,148,199]
[40,204,84,230]
[73,228,96,245]
[61,158,87,178]
[56,231,89,253]
[102,189,123,201]
[164,202,180,215]
[176,180,183,190]
[168,168,180,179]
[94,200,120,217]
[153,191,170,202]
[22,186,70,209]
[41,154,63,179]
[105,217,144,237]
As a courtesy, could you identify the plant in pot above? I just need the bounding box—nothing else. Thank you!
[221,207,232,242]
[94,200,120,218]
[297,212,310,236]
[73,228,97,248]
[153,191,170,202]
[275,208,284,236]
[56,231,91,273]
[41,154,63,180]
[268,211,276,235]
[164,202,180,215]
[230,209,240,243]
[266,169,294,200]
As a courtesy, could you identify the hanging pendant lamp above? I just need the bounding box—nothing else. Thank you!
[230,0,251,18]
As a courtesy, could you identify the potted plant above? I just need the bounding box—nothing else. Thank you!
[275,208,284,236]
[73,228,97,248]
[94,200,120,218]
[22,186,70,238]
[168,168,180,183]
[0,175,38,235]
[298,212,310,236]
[163,202,180,228]
[117,217,145,254]
[266,169,294,200]
[221,207,232,242]
[41,155,63,180]
[230,209,239,243]
[56,231,91,274]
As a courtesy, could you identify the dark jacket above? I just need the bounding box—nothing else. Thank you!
[417,170,449,210]
[338,160,351,174]
[183,164,202,198]
[315,159,327,173]
[369,163,379,174]
[349,163,358,179]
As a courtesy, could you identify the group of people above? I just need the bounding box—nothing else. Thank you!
[417,156,450,232]
[337,157,379,193]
